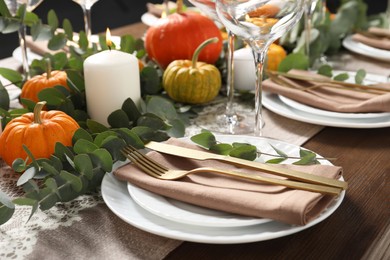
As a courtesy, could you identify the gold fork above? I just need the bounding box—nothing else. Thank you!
[121,145,342,196]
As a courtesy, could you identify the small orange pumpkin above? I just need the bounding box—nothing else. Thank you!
[144,0,223,69]
[0,101,80,167]
[20,70,69,103]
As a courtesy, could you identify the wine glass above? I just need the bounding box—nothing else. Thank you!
[5,0,44,79]
[304,0,318,66]
[216,0,305,136]
[189,0,251,134]
[72,0,100,41]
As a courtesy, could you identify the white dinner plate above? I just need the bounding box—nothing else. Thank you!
[263,92,390,128]
[128,182,270,227]
[342,35,390,62]
[102,135,346,244]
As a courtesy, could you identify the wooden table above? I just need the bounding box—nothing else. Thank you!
[112,22,390,260]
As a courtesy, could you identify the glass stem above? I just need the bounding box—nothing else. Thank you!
[18,24,29,79]
[82,6,92,41]
[252,48,267,136]
[225,30,235,117]
[304,5,312,64]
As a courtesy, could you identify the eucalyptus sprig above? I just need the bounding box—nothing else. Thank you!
[190,131,334,165]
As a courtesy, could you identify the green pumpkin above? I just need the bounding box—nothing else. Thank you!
[162,38,222,104]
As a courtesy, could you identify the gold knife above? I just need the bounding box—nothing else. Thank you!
[145,141,348,190]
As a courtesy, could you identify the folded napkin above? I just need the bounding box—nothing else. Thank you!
[263,70,390,113]
[114,138,343,226]
[352,27,390,50]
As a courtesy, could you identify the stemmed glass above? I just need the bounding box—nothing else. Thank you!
[216,0,305,136]
[304,0,318,65]
[72,0,100,41]
[189,0,250,134]
[5,0,44,79]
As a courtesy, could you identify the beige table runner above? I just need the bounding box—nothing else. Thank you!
[1,52,389,259]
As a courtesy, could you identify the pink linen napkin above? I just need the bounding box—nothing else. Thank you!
[263,70,390,113]
[352,27,390,50]
[114,138,343,226]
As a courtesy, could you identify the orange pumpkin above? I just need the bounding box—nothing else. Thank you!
[0,102,79,167]
[20,70,69,103]
[144,5,223,69]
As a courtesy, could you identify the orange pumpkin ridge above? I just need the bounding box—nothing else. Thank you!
[20,70,69,103]
[145,11,223,69]
[0,102,79,168]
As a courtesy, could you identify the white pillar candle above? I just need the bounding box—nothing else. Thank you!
[84,50,141,126]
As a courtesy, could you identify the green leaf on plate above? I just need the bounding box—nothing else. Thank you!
[333,72,349,82]
[317,64,333,77]
[190,131,217,149]
[210,143,233,155]
[355,69,366,84]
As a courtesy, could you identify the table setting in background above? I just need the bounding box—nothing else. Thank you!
[0,0,389,259]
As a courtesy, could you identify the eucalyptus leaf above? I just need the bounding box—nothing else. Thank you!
[146,96,177,120]
[317,64,333,77]
[47,9,59,30]
[115,128,144,148]
[11,158,26,172]
[229,145,257,161]
[137,113,167,131]
[38,87,66,105]
[78,30,88,50]
[121,98,141,123]
[165,118,185,138]
[0,67,23,87]
[120,35,135,53]
[94,131,118,147]
[355,69,366,84]
[108,109,130,128]
[16,167,36,186]
[38,187,59,210]
[0,190,15,225]
[190,132,217,149]
[278,53,309,72]
[141,67,162,95]
[333,73,349,82]
[48,33,67,50]
[0,82,10,110]
[31,20,53,41]
[266,158,287,164]
[66,69,85,93]
[209,143,233,155]
[41,161,60,176]
[54,142,74,161]
[72,128,93,144]
[293,151,317,165]
[60,170,83,192]
[74,154,93,180]
[62,18,73,41]
[73,139,99,154]
[101,137,127,161]
[86,119,108,133]
[270,144,288,158]
[89,149,113,172]
[0,0,12,17]
[12,197,37,206]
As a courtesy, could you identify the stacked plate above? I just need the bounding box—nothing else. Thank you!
[342,35,390,62]
[263,71,390,129]
[101,135,346,244]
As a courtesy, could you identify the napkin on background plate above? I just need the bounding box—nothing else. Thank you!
[114,138,343,226]
[352,27,390,50]
[263,70,390,113]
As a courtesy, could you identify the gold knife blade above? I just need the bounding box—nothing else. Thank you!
[145,141,348,190]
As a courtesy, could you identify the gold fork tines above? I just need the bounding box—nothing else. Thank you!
[121,145,342,196]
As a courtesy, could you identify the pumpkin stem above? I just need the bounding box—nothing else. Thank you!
[191,37,219,69]
[46,59,52,79]
[33,101,47,124]
[177,0,183,13]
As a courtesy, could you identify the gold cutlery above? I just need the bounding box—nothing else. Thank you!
[121,145,342,195]
[144,141,348,190]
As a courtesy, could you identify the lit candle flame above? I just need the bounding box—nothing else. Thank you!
[106,28,112,50]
